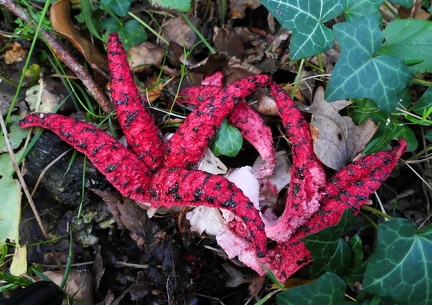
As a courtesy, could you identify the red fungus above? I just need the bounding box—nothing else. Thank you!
[108,33,166,171]
[177,73,276,178]
[20,113,152,202]
[20,32,407,280]
[165,74,273,170]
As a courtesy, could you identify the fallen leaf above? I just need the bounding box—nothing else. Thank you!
[248,275,265,297]
[163,17,197,50]
[300,87,377,170]
[223,263,250,287]
[144,76,163,103]
[25,81,61,113]
[0,149,23,246]
[4,41,26,64]
[117,198,148,246]
[128,41,165,74]
[229,0,262,19]
[213,27,245,59]
[44,270,94,305]
[10,245,27,276]
[50,0,107,71]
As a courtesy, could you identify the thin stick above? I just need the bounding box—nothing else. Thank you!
[31,148,72,197]
[0,0,113,114]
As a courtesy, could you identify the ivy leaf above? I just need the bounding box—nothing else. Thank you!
[303,210,357,278]
[325,14,412,113]
[344,0,383,22]
[118,20,148,50]
[260,0,346,59]
[276,272,353,305]
[425,129,432,142]
[381,19,432,74]
[210,119,243,157]
[413,86,432,115]
[99,19,147,51]
[363,219,432,305]
[100,0,134,17]
[151,0,191,11]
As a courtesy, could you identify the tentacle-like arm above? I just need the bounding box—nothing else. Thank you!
[20,113,152,202]
[150,167,267,257]
[108,33,166,171]
[166,74,273,170]
[263,84,327,242]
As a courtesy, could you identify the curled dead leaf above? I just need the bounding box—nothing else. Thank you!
[50,0,107,71]
[300,87,377,170]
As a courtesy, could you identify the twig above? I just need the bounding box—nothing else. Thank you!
[31,148,72,197]
[0,0,113,114]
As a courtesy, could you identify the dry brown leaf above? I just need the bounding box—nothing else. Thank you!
[144,76,163,103]
[229,0,262,19]
[128,41,165,74]
[163,17,197,50]
[257,83,302,116]
[257,94,278,116]
[44,270,94,305]
[116,197,148,246]
[213,27,245,59]
[4,41,26,64]
[300,87,377,170]
[248,275,265,297]
[50,0,107,71]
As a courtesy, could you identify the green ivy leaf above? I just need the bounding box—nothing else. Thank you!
[303,210,357,278]
[276,272,353,305]
[397,126,418,152]
[325,15,412,113]
[346,235,367,284]
[101,0,134,17]
[425,129,432,142]
[260,0,346,59]
[413,87,432,115]
[210,119,243,157]
[363,219,432,305]
[344,0,383,22]
[99,19,147,51]
[151,0,191,11]
[381,19,432,74]
[119,20,148,50]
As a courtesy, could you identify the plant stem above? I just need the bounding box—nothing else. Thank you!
[129,12,169,44]
[182,13,216,54]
